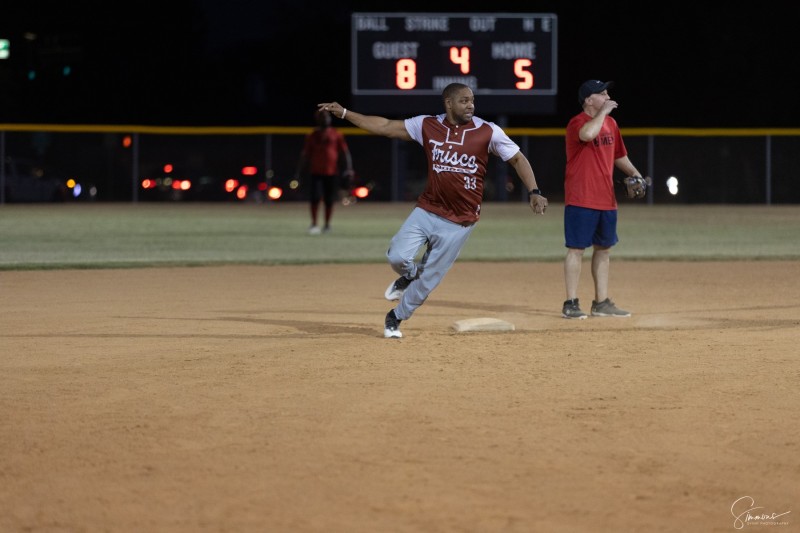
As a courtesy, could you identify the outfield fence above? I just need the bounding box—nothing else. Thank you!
[2,124,799,205]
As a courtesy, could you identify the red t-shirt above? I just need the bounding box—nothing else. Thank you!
[404,114,520,225]
[301,127,349,176]
[564,112,627,210]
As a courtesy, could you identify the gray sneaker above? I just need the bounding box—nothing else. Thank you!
[591,298,631,317]
[562,298,587,320]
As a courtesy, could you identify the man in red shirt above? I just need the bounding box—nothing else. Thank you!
[319,83,548,338]
[562,80,646,319]
[295,109,354,234]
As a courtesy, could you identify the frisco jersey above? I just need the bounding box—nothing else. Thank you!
[404,114,520,225]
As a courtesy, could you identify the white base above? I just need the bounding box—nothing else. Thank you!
[451,317,515,333]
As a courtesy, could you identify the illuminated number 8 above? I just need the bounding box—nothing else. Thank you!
[396,59,417,89]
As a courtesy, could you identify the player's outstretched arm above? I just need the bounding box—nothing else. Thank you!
[507,151,548,215]
[318,102,412,141]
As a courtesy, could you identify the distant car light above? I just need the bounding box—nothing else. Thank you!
[224,178,239,193]
[267,186,283,200]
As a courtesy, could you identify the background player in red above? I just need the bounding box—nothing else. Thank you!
[561,80,646,319]
[319,83,548,338]
[294,108,354,235]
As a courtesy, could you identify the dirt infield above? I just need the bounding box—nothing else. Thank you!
[2,261,798,533]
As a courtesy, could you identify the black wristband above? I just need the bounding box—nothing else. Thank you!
[528,188,542,198]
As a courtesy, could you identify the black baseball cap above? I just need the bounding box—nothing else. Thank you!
[578,80,613,104]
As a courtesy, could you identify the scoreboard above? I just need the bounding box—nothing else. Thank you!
[351,12,558,115]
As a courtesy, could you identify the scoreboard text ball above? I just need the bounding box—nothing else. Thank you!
[351,13,558,115]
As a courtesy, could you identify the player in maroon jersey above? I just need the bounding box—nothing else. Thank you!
[319,83,548,338]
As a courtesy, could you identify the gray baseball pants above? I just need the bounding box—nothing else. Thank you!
[386,207,475,321]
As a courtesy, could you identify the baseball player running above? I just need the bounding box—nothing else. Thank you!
[319,83,548,338]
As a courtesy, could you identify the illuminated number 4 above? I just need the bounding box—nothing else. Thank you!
[450,47,470,74]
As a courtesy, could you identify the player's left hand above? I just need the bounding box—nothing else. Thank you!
[623,176,651,199]
[530,193,548,215]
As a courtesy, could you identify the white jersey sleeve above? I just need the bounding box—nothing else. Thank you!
[483,119,521,161]
[403,115,428,146]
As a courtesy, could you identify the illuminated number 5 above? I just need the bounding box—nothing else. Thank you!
[514,59,534,89]
[396,59,416,89]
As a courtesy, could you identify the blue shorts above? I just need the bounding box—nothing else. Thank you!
[564,205,619,249]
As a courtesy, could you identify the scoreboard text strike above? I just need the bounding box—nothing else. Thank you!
[351,13,558,115]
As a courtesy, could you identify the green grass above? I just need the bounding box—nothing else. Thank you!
[1,202,798,270]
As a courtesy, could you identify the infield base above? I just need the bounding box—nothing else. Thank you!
[451,317,515,333]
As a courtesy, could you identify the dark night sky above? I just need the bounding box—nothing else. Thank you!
[1,1,797,128]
